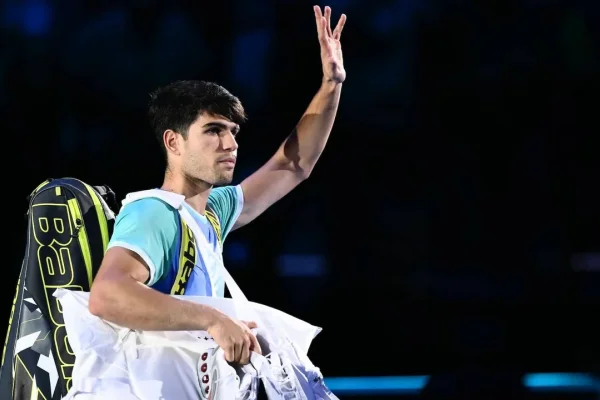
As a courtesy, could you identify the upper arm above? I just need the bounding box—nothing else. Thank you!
[95,246,150,285]
[234,154,306,230]
[96,198,179,286]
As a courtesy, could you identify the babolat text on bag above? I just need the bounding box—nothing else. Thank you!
[0,178,117,400]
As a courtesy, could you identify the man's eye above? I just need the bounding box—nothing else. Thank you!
[207,128,220,134]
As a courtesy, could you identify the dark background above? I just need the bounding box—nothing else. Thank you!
[3,0,600,398]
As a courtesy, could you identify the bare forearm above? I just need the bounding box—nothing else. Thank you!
[89,278,222,331]
[282,79,342,173]
[304,78,342,117]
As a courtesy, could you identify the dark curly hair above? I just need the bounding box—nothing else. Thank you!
[148,80,247,159]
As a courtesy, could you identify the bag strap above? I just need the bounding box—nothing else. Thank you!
[170,216,197,295]
[177,206,257,321]
[92,185,119,215]
[177,210,287,353]
[171,205,222,295]
[123,189,223,248]
[121,189,187,212]
[26,178,52,201]
[205,205,222,248]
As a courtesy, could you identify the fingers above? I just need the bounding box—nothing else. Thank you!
[233,340,243,364]
[321,17,329,40]
[222,321,259,365]
[324,6,333,37]
[242,320,257,329]
[314,6,324,39]
[314,5,323,18]
[223,337,252,364]
[314,6,345,40]
[333,13,346,40]
[249,332,262,355]
[224,345,235,363]
[240,336,251,364]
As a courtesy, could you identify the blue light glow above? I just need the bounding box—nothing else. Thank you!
[324,373,600,395]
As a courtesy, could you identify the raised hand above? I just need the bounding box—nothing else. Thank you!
[314,5,347,84]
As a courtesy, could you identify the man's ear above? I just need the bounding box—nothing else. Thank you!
[163,129,181,156]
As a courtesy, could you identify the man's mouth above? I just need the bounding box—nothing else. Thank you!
[218,157,236,166]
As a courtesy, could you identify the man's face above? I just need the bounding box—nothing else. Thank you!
[178,113,240,186]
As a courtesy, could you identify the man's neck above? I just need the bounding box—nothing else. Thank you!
[161,173,212,216]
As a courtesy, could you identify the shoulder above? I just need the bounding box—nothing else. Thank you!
[119,197,177,220]
[207,185,243,205]
[206,185,244,240]
[109,198,180,286]
[113,197,179,235]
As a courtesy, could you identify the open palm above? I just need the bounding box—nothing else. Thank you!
[314,6,346,84]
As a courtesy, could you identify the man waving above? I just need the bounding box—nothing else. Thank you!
[90,5,347,367]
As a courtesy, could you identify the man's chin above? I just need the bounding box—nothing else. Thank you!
[212,174,234,186]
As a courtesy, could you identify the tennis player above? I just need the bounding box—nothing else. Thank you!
[89,5,346,367]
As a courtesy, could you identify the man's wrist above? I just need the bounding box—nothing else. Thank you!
[194,303,225,331]
[321,77,342,91]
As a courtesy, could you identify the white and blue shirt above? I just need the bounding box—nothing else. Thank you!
[107,186,244,297]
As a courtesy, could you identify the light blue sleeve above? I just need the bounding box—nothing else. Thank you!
[207,185,244,242]
[107,198,179,286]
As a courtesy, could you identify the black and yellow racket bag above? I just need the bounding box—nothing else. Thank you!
[0,178,118,400]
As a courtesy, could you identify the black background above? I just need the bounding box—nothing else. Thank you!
[3,0,600,397]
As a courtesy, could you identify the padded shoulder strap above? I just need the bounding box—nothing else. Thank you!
[121,189,185,211]
[92,185,118,215]
[204,205,222,247]
[171,215,196,295]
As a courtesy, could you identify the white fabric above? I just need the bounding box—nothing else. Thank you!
[57,189,337,399]
[55,290,330,399]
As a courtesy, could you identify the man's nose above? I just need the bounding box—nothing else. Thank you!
[222,131,238,151]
